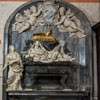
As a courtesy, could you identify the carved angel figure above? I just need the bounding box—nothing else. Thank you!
[12,13,30,33]
[12,4,43,33]
[24,4,43,29]
[54,7,86,38]
[3,45,23,91]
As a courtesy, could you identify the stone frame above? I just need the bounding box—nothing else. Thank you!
[3,0,95,100]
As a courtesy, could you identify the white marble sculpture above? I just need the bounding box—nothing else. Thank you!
[24,41,75,63]
[54,7,85,38]
[12,4,43,33]
[12,13,30,33]
[3,45,23,91]
[12,0,86,38]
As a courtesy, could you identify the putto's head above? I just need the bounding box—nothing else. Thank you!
[30,5,37,13]
[9,45,15,53]
[59,7,66,15]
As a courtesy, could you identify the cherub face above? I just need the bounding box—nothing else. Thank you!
[30,5,37,13]
[59,7,65,15]
[9,45,15,53]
